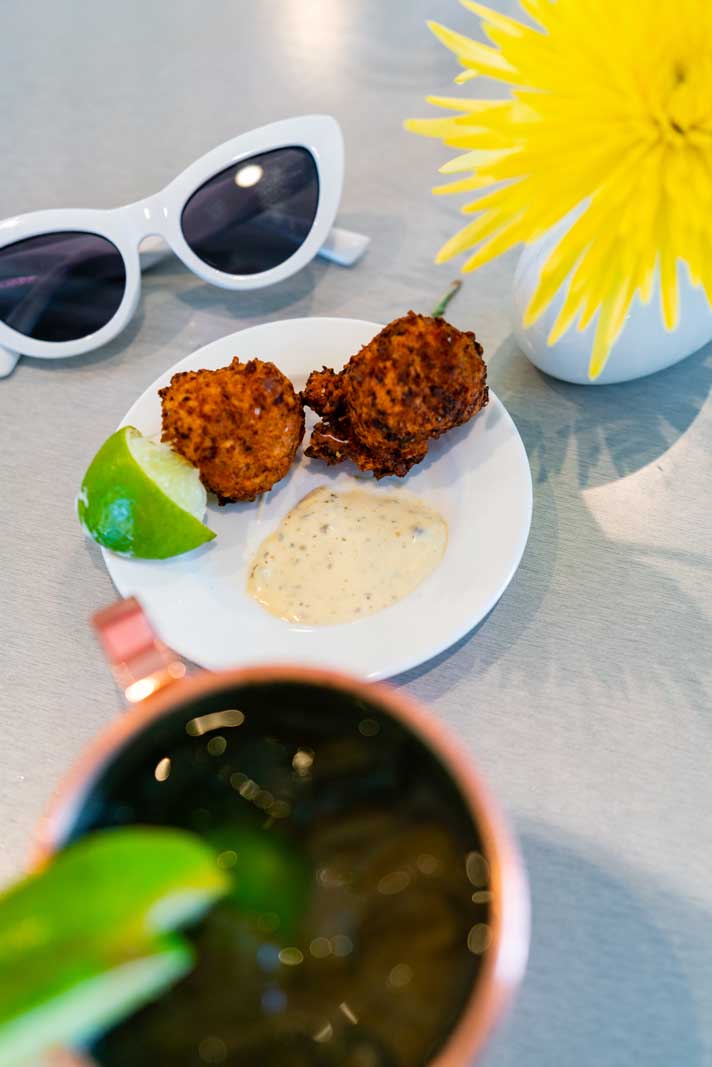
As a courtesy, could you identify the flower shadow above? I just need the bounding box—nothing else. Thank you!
[494,334,712,490]
[395,332,712,712]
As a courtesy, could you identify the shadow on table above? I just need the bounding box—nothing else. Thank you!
[397,332,712,707]
[17,305,148,377]
[491,333,712,490]
[15,254,326,380]
[397,468,711,712]
[171,209,405,321]
[167,255,322,321]
[478,823,707,1067]
[393,464,558,698]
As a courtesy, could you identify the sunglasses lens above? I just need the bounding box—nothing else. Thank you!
[0,231,126,343]
[181,147,320,275]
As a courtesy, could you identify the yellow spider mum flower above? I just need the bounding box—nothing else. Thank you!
[406,0,712,379]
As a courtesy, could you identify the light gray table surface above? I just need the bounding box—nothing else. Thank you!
[1,2,711,1064]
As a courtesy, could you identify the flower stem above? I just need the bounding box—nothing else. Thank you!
[431,279,462,318]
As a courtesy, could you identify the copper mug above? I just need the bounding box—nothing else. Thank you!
[35,598,529,1067]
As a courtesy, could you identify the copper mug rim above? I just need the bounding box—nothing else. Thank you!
[33,622,530,1067]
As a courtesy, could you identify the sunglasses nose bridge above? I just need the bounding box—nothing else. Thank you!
[123,195,170,247]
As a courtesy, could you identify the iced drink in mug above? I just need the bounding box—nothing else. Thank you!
[35,598,529,1067]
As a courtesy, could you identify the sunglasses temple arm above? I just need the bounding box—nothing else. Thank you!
[0,345,20,378]
[317,226,370,267]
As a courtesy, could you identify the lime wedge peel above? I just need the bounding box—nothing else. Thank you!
[0,937,191,1067]
[77,426,216,559]
[0,828,229,1066]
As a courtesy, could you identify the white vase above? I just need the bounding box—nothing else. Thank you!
[512,226,712,385]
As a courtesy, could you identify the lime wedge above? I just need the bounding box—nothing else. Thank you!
[0,828,229,1065]
[77,426,215,559]
[0,936,190,1067]
[207,825,310,938]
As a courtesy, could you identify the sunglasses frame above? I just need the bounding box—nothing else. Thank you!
[0,114,345,366]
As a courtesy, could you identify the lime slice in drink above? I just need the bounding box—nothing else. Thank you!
[0,936,191,1067]
[0,828,229,1066]
[77,426,215,559]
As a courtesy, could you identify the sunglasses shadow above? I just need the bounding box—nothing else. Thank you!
[166,258,324,321]
[18,305,147,376]
[16,257,325,378]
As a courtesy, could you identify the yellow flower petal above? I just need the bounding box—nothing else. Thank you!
[427,21,518,81]
[404,117,471,138]
[435,218,499,262]
[461,216,528,271]
[660,246,680,330]
[407,0,712,370]
[432,174,494,195]
[454,68,479,84]
[588,323,612,380]
[524,210,602,324]
[443,128,519,150]
[547,288,584,345]
[438,148,513,174]
[426,96,510,114]
[459,0,527,37]
[518,0,554,28]
[587,274,636,380]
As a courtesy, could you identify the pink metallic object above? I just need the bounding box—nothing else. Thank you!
[34,598,530,1067]
[91,597,187,702]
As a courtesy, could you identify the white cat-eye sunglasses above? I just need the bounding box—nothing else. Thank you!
[0,114,368,377]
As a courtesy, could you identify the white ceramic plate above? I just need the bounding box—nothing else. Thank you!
[103,317,532,679]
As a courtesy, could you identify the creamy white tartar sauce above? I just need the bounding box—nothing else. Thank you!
[247,486,447,625]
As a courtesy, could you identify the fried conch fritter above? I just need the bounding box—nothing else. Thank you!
[302,311,488,478]
[159,358,304,504]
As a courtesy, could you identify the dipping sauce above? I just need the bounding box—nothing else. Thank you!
[247,486,448,625]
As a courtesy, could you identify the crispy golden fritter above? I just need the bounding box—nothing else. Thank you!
[159,357,304,504]
[303,311,488,478]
